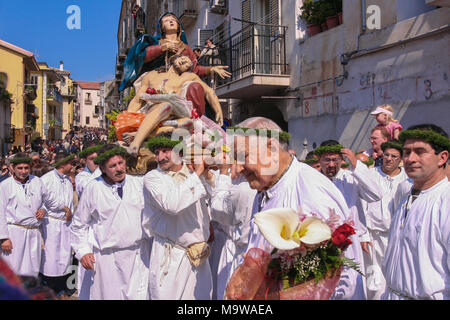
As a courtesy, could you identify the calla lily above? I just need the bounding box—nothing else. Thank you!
[254,208,332,250]
[292,217,332,245]
[254,208,300,250]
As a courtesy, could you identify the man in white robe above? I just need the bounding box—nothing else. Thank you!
[39,152,75,294]
[364,141,411,299]
[0,154,62,278]
[74,144,102,299]
[70,145,150,300]
[315,140,384,299]
[382,124,449,300]
[209,164,256,300]
[142,133,214,300]
[229,117,359,300]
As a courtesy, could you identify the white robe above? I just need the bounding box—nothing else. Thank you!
[331,161,384,299]
[70,174,150,300]
[363,167,411,299]
[245,158,359,300]
[142,163,212,300]
[0,175,62,277]
[40,169,74,277]
[74,166,101,299]
[382,177,449,300]
[209,174,256,300]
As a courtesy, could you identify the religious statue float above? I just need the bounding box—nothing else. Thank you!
[110,12,231,174]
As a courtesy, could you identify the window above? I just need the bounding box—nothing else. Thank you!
[0,72,8,89]
[199,29,214,47]
[86,116,90,125]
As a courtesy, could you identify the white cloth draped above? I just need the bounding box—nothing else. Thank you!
[363,167,411,299]
[0,175,60,277]
[40,169,74,277]
[74,166,101,299]
[209,174,256,300]
[382,178,449,300]
[70,175,150,300]
[245,158,361,300]
[142,163,212,300]
[330,161,384,300]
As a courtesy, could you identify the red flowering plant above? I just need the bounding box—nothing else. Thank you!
[225,208,364,300]
[145,88,165,95]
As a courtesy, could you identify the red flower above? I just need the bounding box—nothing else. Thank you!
[331,223,355,250]
[146,88,157,95]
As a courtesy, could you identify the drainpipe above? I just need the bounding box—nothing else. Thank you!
[362,0,366,32]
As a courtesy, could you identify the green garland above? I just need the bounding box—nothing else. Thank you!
[227,127,291,143]
[381,141,403,153]
[94,147,128,165]
[53,154,75,168]
[399,129,450,151]
[303,158,319,164]
[78,145,103,159]
[362,157,374,167]
[146,136,185,153]
[313,144,344,156]
[341,162,350,168]
[10,157,32,165]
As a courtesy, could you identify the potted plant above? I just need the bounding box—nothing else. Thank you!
[321,0,339,30]
[300,0,322,36]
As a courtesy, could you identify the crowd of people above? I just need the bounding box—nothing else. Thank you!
[0,103,448,301]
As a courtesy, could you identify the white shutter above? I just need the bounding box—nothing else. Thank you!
[199,29,214,47]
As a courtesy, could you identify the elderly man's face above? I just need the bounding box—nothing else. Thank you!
[233,135,280,191]
[319,152,343,179]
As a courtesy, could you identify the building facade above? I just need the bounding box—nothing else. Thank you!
[115,0,450,155]
[0,39,40,148]
[73,81,102,129]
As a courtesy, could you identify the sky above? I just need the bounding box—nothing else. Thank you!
[0,0,122,82]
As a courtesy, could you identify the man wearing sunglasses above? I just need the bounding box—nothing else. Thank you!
[315,140,384,299]
[363,140,411,299]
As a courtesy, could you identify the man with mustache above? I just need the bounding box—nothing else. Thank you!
[0,153,64,279]
[228,117,363,300]
[39,152,75,295]
[70,145,150,300]
[142,133,214,299]
[314,140,384,299]
[382,124,449,300]
[363,140,411,299]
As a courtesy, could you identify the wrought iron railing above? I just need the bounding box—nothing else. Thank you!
[199,21,288,88]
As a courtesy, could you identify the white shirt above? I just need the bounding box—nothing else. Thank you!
[142,163,211,248]
[331,161,384,241]
[365,167,410,232]
[0,175,62,239]
[382,177,450,299]
[210,174,256,249]
[75,167,101,198]
[70,174,145,259]
[246,158,351,254]
[40,169,74,220]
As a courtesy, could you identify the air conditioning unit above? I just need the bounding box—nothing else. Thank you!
[210,0,227,14]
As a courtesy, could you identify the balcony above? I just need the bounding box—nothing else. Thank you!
[211,22,290,99]
[173,0,199,28]
[24,85,37,102]
[47,86,63,106]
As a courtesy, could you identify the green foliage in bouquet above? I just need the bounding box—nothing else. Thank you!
[267,224,364,289]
